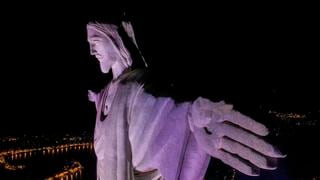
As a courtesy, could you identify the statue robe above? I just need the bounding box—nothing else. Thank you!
[93,70,210,180]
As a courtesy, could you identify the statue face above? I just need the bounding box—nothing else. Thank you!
[87,29,120,74]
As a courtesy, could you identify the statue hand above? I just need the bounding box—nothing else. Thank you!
[188,97,285,176]
[88,90,97,103]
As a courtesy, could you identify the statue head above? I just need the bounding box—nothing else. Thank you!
[87,22,132,74]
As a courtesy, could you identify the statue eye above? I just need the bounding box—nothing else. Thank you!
[92,40,99,45]
[89,37,101,43]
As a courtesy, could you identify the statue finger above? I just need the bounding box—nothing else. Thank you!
[216,149,260,176]
[223,111,269,136]
[220,137,277,170]
[220,123,285,158]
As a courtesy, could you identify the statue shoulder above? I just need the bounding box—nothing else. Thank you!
[118,68,192,103]
[118,68,148,84]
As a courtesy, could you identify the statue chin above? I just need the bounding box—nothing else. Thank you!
[100,67,111,74]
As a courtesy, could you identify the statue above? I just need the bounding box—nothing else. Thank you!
[86,21,285,180]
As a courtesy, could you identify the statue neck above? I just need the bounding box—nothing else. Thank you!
[111,61,130,80]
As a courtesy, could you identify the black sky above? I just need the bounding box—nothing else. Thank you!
[0,2,318,135]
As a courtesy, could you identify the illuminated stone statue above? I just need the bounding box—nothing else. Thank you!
[87,21,285,180]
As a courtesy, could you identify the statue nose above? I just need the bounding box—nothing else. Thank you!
[90,48,96,55]
[89,44,97,55]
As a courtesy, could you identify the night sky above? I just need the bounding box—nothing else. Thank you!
[0,3,318,135]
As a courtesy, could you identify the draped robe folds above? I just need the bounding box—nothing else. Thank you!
[93,70,210,180]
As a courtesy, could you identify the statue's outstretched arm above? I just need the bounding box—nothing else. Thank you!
[188,97,285,176]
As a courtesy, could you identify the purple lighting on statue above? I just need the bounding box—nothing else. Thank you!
[86,21,285,179]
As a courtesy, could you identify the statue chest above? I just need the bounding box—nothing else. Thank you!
[99,81,119,121]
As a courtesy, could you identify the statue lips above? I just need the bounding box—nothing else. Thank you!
[95,54,103,61]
